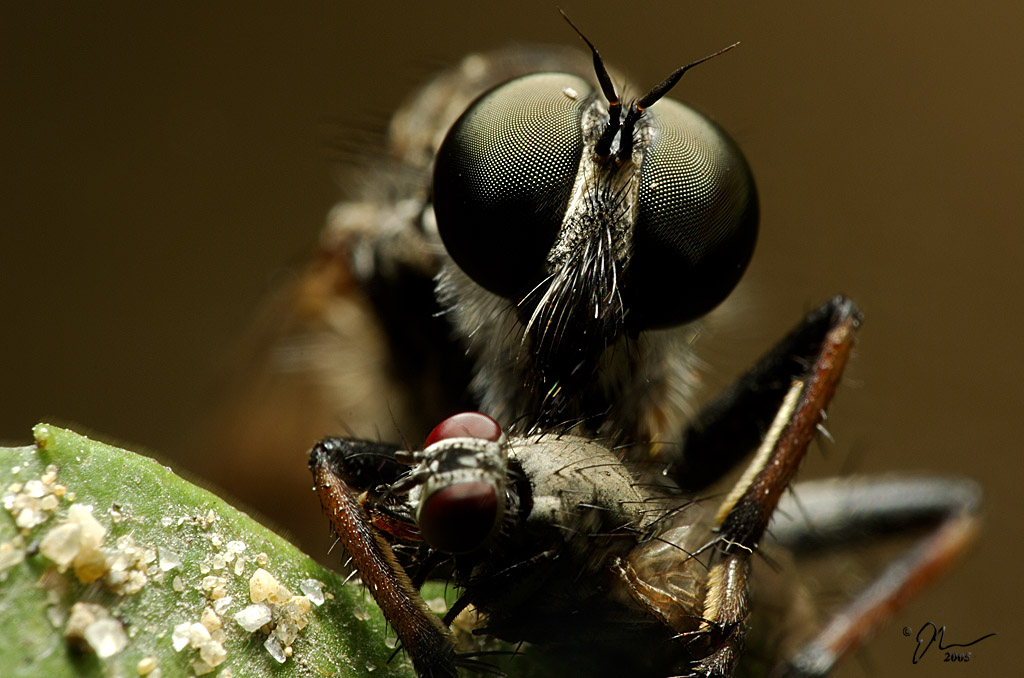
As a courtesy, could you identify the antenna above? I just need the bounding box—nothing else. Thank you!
[619,42,740,157]
[560,10,621,158]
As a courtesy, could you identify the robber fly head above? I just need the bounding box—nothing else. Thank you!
[432,16,758,343]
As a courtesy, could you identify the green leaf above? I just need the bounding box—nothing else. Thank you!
[0,424,426,678]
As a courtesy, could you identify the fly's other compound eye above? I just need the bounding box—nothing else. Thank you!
[629,99,759,328]
[432,73,592,299]
[424,411,504,447]
[416,412,507,554]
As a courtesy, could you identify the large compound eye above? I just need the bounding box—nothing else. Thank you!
[432,73,592,299]
[629,99,758,328]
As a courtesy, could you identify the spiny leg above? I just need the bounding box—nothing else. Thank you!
[685,297,862,676]
[768,476,982,677]
[667,295,861,493]
[309,438,459,678]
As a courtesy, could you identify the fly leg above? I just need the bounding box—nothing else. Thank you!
[767,476,982,677]
[655,296,862,676]
[309,437,459,678]
[667,295,862,493]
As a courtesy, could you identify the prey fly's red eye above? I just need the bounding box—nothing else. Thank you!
[417,481,500,554]
[424,411,502,447]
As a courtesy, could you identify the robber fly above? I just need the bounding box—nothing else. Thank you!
[209,12,981,678]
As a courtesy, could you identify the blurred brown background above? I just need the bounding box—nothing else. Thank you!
[2,2,1020,675]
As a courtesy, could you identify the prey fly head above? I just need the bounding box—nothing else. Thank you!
[393,411,509,554]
